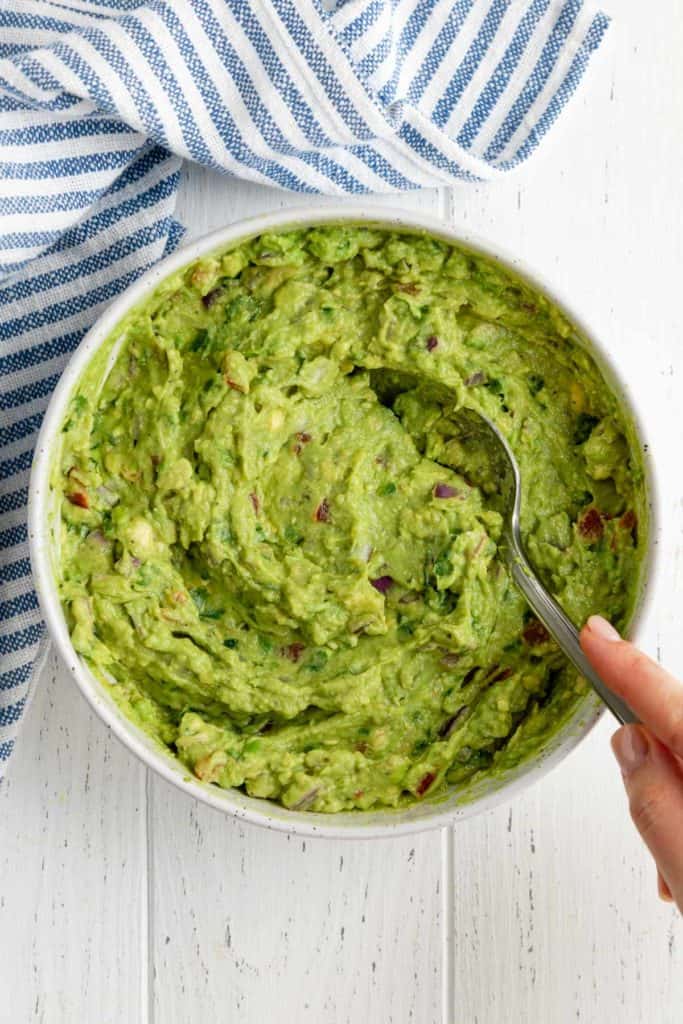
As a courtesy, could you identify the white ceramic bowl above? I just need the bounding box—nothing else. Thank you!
[28,206,658,839]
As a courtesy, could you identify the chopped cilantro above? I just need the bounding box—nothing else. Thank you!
[573,413,599,445]
[527,373,544,396]
[306,650,328,672]
[433,556,453,577]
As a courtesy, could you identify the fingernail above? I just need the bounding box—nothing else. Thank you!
[587,615,621,642]
[611,725,649,777]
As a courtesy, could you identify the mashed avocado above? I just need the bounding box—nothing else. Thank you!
[55,226,646,812]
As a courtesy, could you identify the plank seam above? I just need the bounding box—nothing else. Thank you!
[145,767,154,1024]
[441,825,455,1024]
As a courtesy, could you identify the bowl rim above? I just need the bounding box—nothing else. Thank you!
[28,204,660,839]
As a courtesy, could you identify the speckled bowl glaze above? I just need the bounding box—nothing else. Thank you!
[28,206,659,839]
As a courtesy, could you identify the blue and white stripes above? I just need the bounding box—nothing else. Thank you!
[0,142,182,769]
[0,0,608,776]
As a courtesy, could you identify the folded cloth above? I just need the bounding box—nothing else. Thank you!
[0,0,609,775]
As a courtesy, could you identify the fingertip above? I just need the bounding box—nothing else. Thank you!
[658,870,674,903]
[584,615,621,643]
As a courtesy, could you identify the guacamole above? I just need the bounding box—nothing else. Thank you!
[55,226,646,813]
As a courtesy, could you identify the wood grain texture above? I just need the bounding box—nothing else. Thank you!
[149,782,444,1023]
[0,649,148,1024]
[1,1,682,1020]
[446,721,682,1024]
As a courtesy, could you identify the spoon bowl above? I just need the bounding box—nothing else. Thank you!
[451,406,638,726]
[367,370,639,726]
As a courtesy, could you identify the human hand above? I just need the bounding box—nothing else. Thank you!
[580,615,683,912]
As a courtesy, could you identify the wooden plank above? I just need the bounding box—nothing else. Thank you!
[446,719,683,1024]
[0,649,148,1024]
[149,783,445,1023]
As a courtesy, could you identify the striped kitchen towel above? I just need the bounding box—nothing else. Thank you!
[0,0,609,775]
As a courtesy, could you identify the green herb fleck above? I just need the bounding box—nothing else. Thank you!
[484,377,503,396]
[200,607,224,621]
[190,328,209,353]
[527,373,544,396]
[398,620,415,637]
[433,556,453,577]
[306,650,328,672]
[573,413,599,445]
[190,587,209,612]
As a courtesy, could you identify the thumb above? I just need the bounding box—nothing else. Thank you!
[612,725,683,911]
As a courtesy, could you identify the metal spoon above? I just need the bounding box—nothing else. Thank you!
[450,407,637,725]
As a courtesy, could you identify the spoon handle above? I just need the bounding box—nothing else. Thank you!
[507,546,638,726]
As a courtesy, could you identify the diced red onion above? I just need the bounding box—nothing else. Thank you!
[416,772,436,796]
[96,485,119,507]
[283,642,305,662]
[315,498,330,523]
[67,491,89,509]
[434,483,458,499]
[440,652,460,667]
[370,575,393,594]
[291,786,320,811]
[439,706,469,738]
[202,287,222,309]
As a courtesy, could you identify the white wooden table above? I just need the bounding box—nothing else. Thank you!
[2,3,682,1020]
